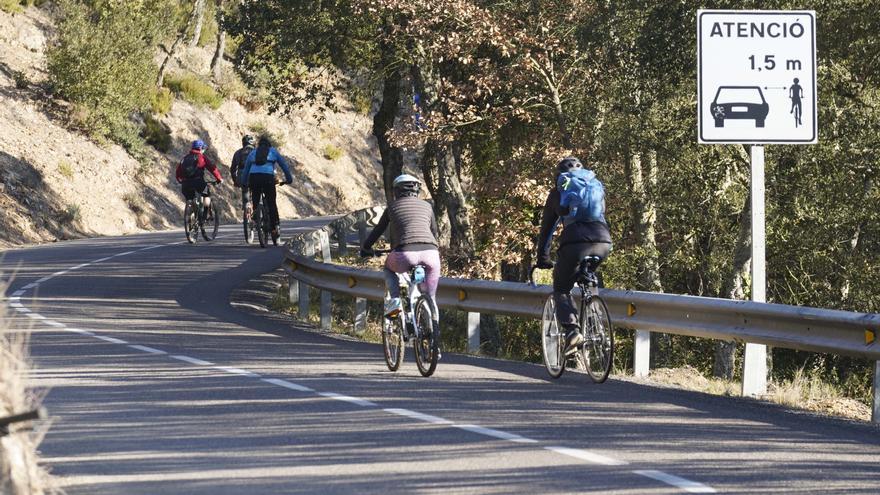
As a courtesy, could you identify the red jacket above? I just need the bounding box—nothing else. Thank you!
[176,150,223,183]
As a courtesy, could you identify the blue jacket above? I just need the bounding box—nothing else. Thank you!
[241,147,293,186]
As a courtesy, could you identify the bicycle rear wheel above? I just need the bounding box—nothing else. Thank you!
[243,213,255,244]
[541,295,564,378]
[581,295,613,383]
[255,202,268,248]
[202,202,219,241]
[413,297,438,377]
[382,312,404,371]
[184,201,198,244]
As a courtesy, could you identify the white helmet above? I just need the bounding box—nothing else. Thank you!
[393,174,422,195]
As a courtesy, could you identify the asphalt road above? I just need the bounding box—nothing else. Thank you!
[3,219,880,494]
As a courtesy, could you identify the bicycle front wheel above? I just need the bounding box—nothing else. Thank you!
[581,295,613,383]
[202,202,219,241]
[184,201,198,244]
[541,295,564,378]
[243,214,255,244]
[382,312,404,371]
[413,297,438,377]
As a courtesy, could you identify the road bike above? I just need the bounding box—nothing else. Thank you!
[367,250,439,377]
[530,256,614,383]
[184,180,220,244]
[252,181,285,248]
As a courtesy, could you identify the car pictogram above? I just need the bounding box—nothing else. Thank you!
[711,86,770,128]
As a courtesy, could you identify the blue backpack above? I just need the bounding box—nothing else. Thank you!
[557,168,606,225]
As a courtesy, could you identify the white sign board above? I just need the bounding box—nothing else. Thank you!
[698,10,817,144]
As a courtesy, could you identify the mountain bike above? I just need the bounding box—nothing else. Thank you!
[530,256,614,383]
[252,181,285,248]
[183,180,220,244]
[367,249,439,377]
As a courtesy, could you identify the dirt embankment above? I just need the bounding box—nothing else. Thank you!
[0,6,383,247]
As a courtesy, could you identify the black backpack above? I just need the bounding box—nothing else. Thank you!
[181,153,202,179]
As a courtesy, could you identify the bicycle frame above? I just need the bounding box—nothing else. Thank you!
[395,267,425,338]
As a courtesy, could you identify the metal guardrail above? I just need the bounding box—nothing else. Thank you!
[285,252,880,359]
[282,206,880,421]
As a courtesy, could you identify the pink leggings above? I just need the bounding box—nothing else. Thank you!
[384,249,441,300]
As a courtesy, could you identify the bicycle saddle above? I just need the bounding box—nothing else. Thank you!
[577,256,602,286]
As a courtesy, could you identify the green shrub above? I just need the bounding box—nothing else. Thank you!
[143,114,171,152]
[248,121,284,147]
[48,0,172,144]
[0,0,21,13]
[58,160,74,178]
[322,144,344,161]
[151,88,174,115]
[163,73,223,109]
[57,204,81,224]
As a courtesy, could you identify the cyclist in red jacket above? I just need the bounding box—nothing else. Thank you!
[176,140,223,210]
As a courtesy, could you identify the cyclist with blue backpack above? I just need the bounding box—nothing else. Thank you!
[535,156,612,353]
[241,136,294,239]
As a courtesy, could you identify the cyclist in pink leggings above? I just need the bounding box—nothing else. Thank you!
[360,174,441,320]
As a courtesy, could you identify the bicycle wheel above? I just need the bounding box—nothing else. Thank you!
[413,297,438,377]
[202,202,219,241]
[382,311,404,371]
[243,212,255,244]
[184,201,198,244]
[541,295,564,378]
[581,295,614,383]
[255,202,268,248]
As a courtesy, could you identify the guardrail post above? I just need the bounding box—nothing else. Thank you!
[742,145,768,398]
[357,210,368,247]
[335,222,348,257]
[873,361,880,424]
[467,312,480,353]
[634,329,650,377]
[288,273,299,304]
[354,297,367,336]
[318,231,332,330]
[297,239,316,320]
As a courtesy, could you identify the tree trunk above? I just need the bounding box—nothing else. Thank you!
[549,83,573,149]
[629,150,662,292]
[421,156,451,245]
[713,188,751,379]
[189,0,207,48]
[210,0,226,81]
[158,0,200,87]
[372,23,404,203]
[421,139,475,267]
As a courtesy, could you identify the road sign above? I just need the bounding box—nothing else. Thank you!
[698,10,817,144]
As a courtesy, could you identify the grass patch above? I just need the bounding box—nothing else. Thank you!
[151,87,173,115]
[12,70,28,89]
[163,73,223,109]
[0,0,22,13]
[57,160,74,179]
[143,114,171,152]
[123,192,146,215]
[57,204,81,224]
[322,144,344,161]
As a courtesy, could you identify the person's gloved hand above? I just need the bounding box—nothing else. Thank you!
[536,258,554,269]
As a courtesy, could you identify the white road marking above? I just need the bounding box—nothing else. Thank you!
[170,355,214,366]
[22,283,37,290]
[12,290,24,297]
[318,392,376,407]
[93,335,127,345]
[544,446,629,466]
[14,307,31,313]
[70,263,91,270]
[453,424,538,444]
[36,276,52,283]
[633,470,717,493]
[383,408,452,425]
[9,302,22,308]
[44,320,66,328]
[26,313,46,320]
[262,378,314,392]
[128,345,166,355]
[114,251,136,257]
[93,257,113,263]
[215,366,260,378]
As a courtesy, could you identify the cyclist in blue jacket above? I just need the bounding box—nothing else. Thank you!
[241,136,294,238]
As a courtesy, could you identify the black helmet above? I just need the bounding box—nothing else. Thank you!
[557,156,583,174]
[392,173,421,197]
[242,134,256,147]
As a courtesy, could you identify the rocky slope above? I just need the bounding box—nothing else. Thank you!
[0,6,383,247]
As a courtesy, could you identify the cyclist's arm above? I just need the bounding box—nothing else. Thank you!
[536,190,561,263]
[175,162,184,184]
[430,212,439,241]
[362,210,390,251]
[230,151,243,186]
[274,150,294,183]
[204,157,223,182]
[241,154,254,187]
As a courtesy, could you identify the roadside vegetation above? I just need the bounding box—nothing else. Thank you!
[0,281,51,494]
